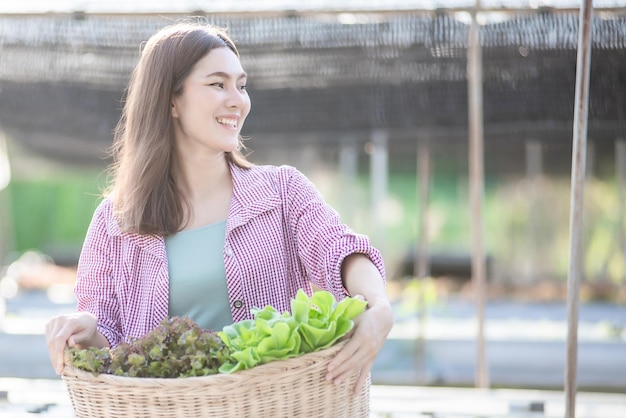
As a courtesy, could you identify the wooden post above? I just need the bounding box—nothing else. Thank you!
[468,0,489,389]
[526,140,543,283]
[0,130,12,263]
[0,132,8,192]
[370,129,388,255]
[339,135,358,225]
[565,1,593,417]
[416,140,431,349]
[413,140,431,378]
[415,140,431,281]
[586,140,595,180]
[616,139,626,278]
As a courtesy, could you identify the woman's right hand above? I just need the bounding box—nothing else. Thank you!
[45,312,100,374]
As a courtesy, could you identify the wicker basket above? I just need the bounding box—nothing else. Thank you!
[62,341,369,417]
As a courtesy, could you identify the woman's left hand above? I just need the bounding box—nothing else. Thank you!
[325,300,393,394]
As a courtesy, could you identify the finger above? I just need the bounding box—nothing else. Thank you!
[47,321,79,374]
[353,364,372,395]
[45,321,65,374]
[328,350,371,387]
[330,338,377,379]
[326,341,359,381]
[330,360,365,386]
[51,331,71,374]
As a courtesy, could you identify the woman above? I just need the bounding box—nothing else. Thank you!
[45,21,393,393]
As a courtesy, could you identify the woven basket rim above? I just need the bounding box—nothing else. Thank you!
[63,340,346,387]
[62,339,370,418]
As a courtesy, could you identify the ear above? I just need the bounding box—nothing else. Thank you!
[171,102,179,119]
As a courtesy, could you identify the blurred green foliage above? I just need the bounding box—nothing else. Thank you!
[5,172,104,263]
[3,165,625,286]
[324,169,625,285]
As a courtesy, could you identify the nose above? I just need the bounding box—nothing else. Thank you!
[226,85,249,109]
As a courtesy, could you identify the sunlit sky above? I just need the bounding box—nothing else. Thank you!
[1,0,625,13]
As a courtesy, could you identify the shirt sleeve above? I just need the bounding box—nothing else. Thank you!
[279,166,386,300]
[74,201,123,347]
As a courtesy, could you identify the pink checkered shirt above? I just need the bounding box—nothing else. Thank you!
[75,163,385,347]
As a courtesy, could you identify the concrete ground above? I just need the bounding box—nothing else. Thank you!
[1,377,626,417]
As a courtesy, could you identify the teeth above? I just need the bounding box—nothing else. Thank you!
[217,117,237,128]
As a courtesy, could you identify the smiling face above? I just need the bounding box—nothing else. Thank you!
[170,47,250,159]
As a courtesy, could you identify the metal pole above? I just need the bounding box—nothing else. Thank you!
[468,0,489,389]
[565,1,593,417]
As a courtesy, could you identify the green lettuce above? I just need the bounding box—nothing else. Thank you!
[219,290,367,373]
[292,289,368,353]
[218,307,301,373]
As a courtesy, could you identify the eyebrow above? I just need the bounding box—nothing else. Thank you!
[204,71,247,80]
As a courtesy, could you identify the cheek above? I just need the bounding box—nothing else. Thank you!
[243,96,252,118]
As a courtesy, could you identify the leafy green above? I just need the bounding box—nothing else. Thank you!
[68,317,231,378]
[219,290,367,373]
[68,291,368,378]
[218,306,301,373]
[293,289,368,353]
[67,346,111,374]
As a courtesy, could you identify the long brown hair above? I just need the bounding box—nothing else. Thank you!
[105,22,251,236]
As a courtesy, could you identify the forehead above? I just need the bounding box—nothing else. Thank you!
[191,47,246,76]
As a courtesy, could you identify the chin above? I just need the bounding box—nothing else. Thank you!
[222,139,241,153]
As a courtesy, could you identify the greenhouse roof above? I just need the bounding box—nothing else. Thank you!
[1,0,625,14]
[0,8,624,167]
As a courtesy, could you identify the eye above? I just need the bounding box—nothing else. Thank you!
[210,82,225,88]
[238,84,248,91]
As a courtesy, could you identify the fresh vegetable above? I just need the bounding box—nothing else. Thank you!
[218,306,302,373]
[292,289,367,353]
[67,290,368,378]
[219,290,367,373]
[68,316,230,378]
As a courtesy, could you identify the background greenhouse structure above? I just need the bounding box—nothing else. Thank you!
[1,7,625,167]
[0,1,625,417]
[1,4,626,274]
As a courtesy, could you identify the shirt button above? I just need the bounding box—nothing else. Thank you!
[225,246,233,257]
[233,300,244,309]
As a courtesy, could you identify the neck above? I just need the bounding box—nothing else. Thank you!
[172,152,233,229]
[173,152,231,201]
